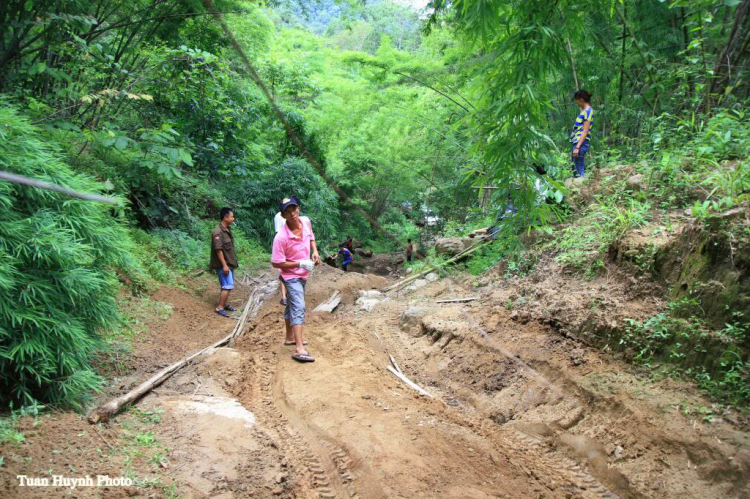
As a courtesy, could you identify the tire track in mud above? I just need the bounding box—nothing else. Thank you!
[253,350,341,498]
[377,306,622,498]
[419,388,620,499]
[269,349,386,499]
[505,429,620,499]
[246,339,383,499]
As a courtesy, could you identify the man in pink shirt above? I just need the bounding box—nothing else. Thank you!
[271,196,321,362]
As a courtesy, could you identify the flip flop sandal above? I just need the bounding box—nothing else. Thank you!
[280,298,287,306]
[224,305,237,312]
[215,309,231,318]
[284,340,309,346]
[292,353,315,363]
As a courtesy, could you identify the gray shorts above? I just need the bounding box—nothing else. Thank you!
[283,278,306,326]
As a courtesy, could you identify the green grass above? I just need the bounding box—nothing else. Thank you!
[545,196,651,278]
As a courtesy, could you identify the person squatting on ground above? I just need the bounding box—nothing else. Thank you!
[210,208,238,318]
[271,196,322,363]
[406,238,413,262]
[338,244,352,271]
[571,89,594,178]
[274,210,288,306]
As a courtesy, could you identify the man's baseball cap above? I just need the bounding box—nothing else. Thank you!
[279,196,300,214]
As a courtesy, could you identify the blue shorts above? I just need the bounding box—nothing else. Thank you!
[283,278,306,326]
[217,268,234,290]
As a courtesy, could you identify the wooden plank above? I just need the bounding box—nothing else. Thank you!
[312,290,341,314]
[436,296,479,304]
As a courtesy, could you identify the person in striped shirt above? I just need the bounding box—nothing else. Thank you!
[570,89,594,178]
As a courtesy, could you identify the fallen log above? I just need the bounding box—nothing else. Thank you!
[88,280,277,423]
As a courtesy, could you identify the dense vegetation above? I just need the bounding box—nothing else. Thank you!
[0,0,748,408]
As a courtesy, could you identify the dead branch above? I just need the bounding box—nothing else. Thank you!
[382,238,491,293]
[88,280,277,423]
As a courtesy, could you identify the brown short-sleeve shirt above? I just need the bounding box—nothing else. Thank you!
[210,224,238,269]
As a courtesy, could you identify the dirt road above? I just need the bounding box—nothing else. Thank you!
[146,266,746,498]
[2,265,748,498]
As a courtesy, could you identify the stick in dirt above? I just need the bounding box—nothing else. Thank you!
[312,290,341,314]
[87,280,277,424]
[436,296,479,304]
[387,366,433,398]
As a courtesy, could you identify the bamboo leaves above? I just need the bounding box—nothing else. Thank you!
[0,102,134,410]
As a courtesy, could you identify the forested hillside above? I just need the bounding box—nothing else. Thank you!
[1,0,749,425]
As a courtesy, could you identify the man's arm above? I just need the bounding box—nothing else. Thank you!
[310,239,321,265]
[216,248,229,275]
[272,261,304,270]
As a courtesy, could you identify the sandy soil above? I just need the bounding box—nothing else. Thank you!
[2,265,748,498]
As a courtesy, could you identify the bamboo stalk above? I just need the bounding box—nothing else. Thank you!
[88,281,276,423]
[436,296,479,304]
[0,170,119,204]
[382,238,491,293]
[387,366,433,398]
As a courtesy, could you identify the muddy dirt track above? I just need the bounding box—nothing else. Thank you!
[149,265,748,498]
[2,264,749,498]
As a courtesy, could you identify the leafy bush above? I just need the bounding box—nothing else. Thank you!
[0,103,135,409]
[131,221,270,286]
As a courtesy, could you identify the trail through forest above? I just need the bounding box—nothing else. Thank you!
[5,260,747,498]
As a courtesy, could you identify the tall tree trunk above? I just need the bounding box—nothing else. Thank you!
[566,37,579,90]
[706,0,750,109]
[618,1,627,102]
[680,7,693,101]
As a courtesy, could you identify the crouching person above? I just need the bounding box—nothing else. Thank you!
[271,196,321,363]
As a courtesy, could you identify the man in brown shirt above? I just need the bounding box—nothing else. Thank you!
[210,207,238,317]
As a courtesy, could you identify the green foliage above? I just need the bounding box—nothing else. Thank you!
[0,103,135,409]
[618,302,750,408]
[227,157,340,246]
[548,195,651,277]
[131,222,270,285]
[0,403,44,446]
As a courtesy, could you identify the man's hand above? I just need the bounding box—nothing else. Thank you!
[311,251,322,266]
[298,259,315,272]
[572,147,580,158]
[222,265,230,276]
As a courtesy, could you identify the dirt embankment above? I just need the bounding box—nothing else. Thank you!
[2,260,749,498]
